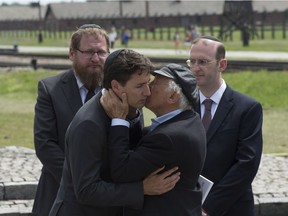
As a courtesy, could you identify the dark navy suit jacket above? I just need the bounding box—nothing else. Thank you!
[199,86,263,216]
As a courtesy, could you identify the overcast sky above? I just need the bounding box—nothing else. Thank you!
[0,0,86,5]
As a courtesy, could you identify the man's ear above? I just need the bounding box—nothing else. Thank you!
[167,91,179,104]
[218,58,227,72]
[111,80,122,96]
[69,47,75,61]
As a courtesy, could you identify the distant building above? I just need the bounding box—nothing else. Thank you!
[0,0,286,36]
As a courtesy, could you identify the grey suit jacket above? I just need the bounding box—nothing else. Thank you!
[33,69,83,216]
[108,110,207,216]
[199,86,263,216]
[49,93,144,216]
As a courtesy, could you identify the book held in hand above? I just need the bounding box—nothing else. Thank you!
[198,175,213,204]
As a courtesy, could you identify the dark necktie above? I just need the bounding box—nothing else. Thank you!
[84,89,95,103]
[202,98,213,131]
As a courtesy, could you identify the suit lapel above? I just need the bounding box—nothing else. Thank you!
[60,70,83,115]
[206,87,234,143]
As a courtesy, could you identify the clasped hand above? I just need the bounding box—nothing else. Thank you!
[100,89,128,119]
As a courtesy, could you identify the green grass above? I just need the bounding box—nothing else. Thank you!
[0,69,287,154]
[1,28,287,153]
[223,71,288,154]
[1,27,288,52]
[0,69,59,148]
[261,109,288,154]
[223,71,288,109]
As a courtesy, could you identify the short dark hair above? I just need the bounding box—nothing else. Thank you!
[103,49,154,89]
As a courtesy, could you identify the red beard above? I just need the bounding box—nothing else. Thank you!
[73,60,103,90]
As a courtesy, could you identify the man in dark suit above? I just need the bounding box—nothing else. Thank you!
[101,63,207,216]
[34,24,176,216]
[48,49,181,216]
[33,24,111,216]
[188,36,263,216]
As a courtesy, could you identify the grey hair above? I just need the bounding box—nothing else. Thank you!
[167,79,191,110]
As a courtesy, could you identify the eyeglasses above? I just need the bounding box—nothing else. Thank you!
[76,49,109,58]
[186,59,218,68]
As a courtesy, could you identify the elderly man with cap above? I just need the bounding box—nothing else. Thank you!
[102,63,207,216]
[48,49,180,216]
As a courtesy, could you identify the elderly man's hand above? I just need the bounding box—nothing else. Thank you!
[143,166,180,195]
[100,89,128,119]
[202,209,209,216]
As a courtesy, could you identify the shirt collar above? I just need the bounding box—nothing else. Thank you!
[74,73,85,90]
[151,109,183,127]
[75,72,102,93]
[199,79,227,105]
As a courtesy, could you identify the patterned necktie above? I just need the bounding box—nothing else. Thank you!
[202,99,213,131]
[84,89,95,103]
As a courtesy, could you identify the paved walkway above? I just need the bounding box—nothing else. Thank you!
[0,146,287,215]
[1,45,288,61]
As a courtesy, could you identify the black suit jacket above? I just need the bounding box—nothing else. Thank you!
[33,69,83,215]
[49,93,144,216]
[199,86,263,216]
[108,110,207,216]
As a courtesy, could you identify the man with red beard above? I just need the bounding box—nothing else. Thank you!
[33,24,110,216]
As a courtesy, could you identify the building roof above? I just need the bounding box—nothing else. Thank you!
[0,5,46,21]
[46,1,288,20]
[45,1,224,19]
[147,1,224,17]
[46,2,119,19]
[0,1,287,22]
[253,0,288,13]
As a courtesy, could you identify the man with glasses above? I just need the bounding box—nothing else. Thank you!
[33,24,177,216]
[188,35,263,216]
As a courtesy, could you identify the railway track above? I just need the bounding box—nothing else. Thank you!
[0,51,288,71]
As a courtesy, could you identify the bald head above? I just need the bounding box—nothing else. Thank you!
[192,36,226,60]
